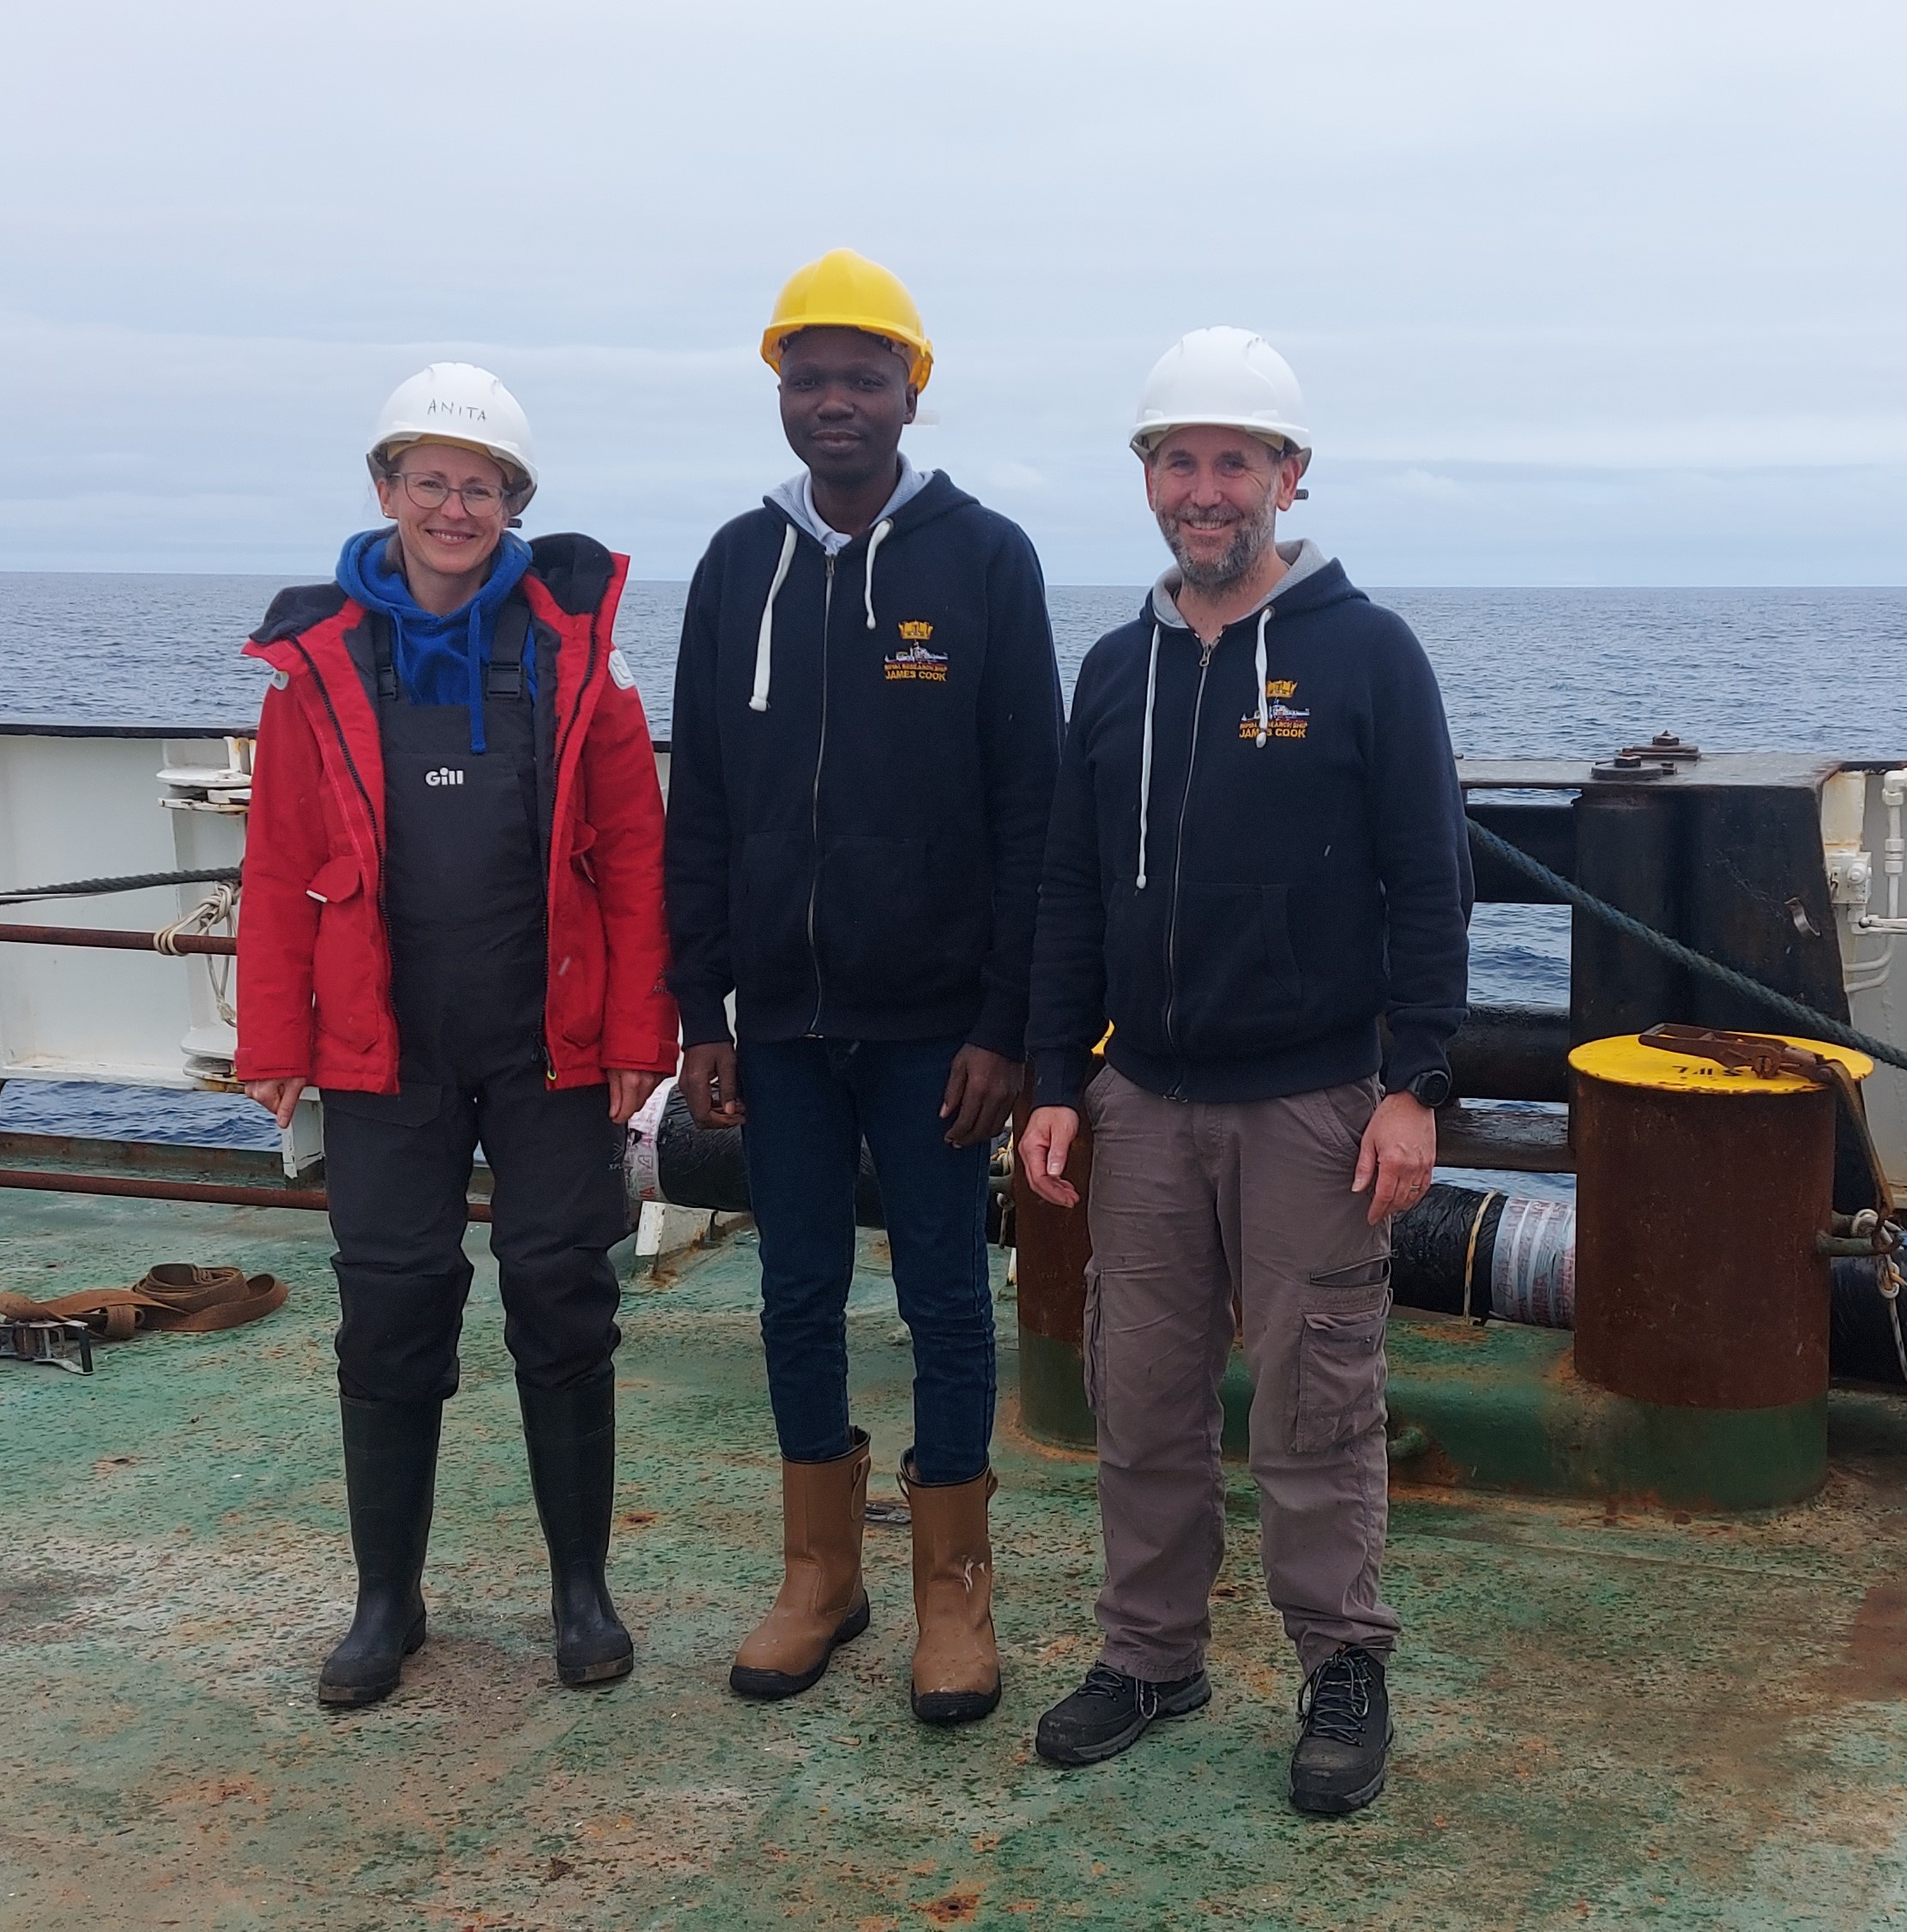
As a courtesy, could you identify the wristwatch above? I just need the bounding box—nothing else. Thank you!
[1401,1068,1451,1109]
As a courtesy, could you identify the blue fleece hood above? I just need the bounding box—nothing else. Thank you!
[335,528,534,752]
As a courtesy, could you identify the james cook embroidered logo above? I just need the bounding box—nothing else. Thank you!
[1240,679,1309,740]
[884,619,948,683]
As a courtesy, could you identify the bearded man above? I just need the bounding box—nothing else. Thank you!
[1017,329,1471,1812]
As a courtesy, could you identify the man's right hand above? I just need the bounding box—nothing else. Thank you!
[1018,1105,1082,1209]
[244,1078,304,1129]
[680,1041,745,1129]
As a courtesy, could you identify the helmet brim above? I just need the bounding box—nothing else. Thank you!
[760,322,933,393]
[368,434,537,505]
[1131,421,1312,474]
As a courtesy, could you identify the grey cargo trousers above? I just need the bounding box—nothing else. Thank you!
[1083,1066,1401,1681]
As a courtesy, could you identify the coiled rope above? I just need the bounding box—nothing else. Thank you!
[154,880,241,1022]
[1467,819,1907,1076]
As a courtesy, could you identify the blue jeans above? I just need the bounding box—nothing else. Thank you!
[739,1035,995,1486]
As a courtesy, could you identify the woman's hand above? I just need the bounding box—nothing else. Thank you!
[606,1070,663,1126]
[1018,1105,1083,1209]
[244,1078,304,1129]
[1351,1091,1438,1225]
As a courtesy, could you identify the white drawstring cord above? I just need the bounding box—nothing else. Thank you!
[1136,623,1161,890]
[1253,605,1272,746]
[750,523,798,712]
[863,518,892,630]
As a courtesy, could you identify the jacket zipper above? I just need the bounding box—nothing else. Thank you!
[1162,635,1217,1096]
[546,613,599,1080]
[804,552,836,1034]
[294,638,396,1070]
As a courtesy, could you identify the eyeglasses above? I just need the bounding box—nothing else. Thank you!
[391,471,515,513]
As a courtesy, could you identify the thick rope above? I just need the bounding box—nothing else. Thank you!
[0,866,242,907]
[1467,818,1907,1075]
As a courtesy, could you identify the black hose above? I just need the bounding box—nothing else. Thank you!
[1389,1182,1506,1317]
[1391,1183,1904,1387]
[1828,1256,1906,1386]
[650,1084,885,1228]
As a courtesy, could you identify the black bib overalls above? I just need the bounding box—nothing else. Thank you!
[323,607,627,1404]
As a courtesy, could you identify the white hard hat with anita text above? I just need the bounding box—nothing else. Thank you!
[1131,327,1312,472]
[368,362,539,506]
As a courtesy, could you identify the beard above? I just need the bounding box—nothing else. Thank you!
[1158,491,1279,591]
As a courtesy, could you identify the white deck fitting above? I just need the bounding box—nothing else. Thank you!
[0,728,246,1090]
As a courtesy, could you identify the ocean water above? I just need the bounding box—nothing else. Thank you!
[3,573,1904,1156]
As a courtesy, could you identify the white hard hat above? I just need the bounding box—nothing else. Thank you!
[1130,326,1312,472]
[368,362,539,505]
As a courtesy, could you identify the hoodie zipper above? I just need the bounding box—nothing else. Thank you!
[804,552,836,1033]
[1162,634,1218,1096]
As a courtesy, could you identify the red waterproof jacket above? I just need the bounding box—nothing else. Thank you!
[234,534,677,1092]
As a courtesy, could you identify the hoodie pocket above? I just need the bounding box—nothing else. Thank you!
[814,836,987,1007]
[1102,878,1168,1051]
[1168,881,1303,1059]
[731,831,813,1007]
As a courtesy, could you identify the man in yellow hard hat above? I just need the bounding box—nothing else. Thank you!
[665,249,1064,1726]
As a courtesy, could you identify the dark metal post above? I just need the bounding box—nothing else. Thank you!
[1570,791,1687,1044]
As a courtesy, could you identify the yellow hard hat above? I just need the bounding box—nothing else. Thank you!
[760,249,934,392]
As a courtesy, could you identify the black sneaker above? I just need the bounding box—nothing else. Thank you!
[1289,1645,1392,1814]
[1035,1662,1210,1766]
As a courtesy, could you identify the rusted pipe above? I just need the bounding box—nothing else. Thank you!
[1443,1003,1572,1102]
[0,924,237,957]
[0,1167,492,1221]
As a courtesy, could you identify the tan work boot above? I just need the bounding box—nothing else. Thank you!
[730,1429,872,1700]
[901,1459,1001,1724]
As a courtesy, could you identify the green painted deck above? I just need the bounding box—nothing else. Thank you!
[7,1189,1907,1930]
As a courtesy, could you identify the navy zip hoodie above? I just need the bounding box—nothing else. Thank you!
[1027,548,1472,1110]
[665,470,1064,1056]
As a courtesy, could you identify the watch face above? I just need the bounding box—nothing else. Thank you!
[1412,1072,1452,1108]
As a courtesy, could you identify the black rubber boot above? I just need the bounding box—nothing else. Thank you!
[518,1366,634,1688]
[318,1396,441,1708]
[1289,1645,1393,1814]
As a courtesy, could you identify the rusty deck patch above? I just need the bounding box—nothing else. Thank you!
[5,1187,1907,1929]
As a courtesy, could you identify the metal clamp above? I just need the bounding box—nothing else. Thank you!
[0,1316,94,1374]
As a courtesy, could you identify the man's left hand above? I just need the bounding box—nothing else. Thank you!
[607,1069,664,1126]
[940,1046,1021,1149]
[1351,1090,1438,1225]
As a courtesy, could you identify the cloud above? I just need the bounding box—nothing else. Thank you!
[1,0,1903,581]
[1385,470,1469,504]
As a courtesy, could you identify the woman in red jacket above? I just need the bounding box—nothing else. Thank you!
[237,363,677,1706]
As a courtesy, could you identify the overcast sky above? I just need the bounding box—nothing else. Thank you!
[3,0,1903,584]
